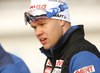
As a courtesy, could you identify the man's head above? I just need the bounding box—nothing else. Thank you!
[30,18,70,50]
[24,0,71,50]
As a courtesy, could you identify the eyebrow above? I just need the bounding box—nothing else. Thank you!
[31,18,48,26]
[31,20,45,27]
[36,19,47,25]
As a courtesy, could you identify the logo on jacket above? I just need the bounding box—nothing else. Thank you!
[46,59,52,66]
[56,60,64,67]
[45,60,52,73]
[52,60,64,73]
[44,67,52,73]
[45,59,64,73]
[74,65,95,73]
[52,68,61,73]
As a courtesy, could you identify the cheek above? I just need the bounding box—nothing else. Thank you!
[47,26,62,46]
[44,26,54,43]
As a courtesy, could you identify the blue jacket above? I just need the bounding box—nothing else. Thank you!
[0,44,30,73]
[40,25,100,73]
[69,51,100,73]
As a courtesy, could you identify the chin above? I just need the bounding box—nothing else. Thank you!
[43,46,50,50]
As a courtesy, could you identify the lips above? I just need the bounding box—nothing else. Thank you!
[40,38,47,45]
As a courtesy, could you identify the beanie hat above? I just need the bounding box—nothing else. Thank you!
[25,0,70,24]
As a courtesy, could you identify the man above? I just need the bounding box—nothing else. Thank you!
[0,44,30,73]
[24,0,100,73]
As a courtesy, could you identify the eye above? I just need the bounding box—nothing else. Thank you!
[33,26,37,29]
[31,26,37,29]
[41,23,44,25]
[40,23,46,26]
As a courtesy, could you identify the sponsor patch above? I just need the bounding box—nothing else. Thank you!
[30,4,47,9]
[56,60,64,67]
[46,59,52,66]
[44,67,52,73]
[52,68,61,73]
[74,65,95,73]
[45,60,63,73]
[53,14,67,19]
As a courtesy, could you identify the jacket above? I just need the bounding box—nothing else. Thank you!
[0,44,30,73]
[40,25,100,73]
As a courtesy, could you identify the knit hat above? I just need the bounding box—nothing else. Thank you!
[24,0,70,24]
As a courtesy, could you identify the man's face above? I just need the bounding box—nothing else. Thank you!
[30,18,63,50]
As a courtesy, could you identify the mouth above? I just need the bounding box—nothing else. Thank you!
[40,38,47,45]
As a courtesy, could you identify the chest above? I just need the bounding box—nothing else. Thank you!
[44,59,64,73]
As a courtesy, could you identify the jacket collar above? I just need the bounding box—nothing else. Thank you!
[40,25,78,57]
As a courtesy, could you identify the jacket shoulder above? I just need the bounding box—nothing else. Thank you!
[69,51,100,73]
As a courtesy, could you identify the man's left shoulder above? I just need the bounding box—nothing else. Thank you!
[70,51,100,66]
[69,51,100,73]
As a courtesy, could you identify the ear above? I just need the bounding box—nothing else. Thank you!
[60,20,66,27]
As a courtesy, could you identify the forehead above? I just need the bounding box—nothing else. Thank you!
[30,18,59,27]
[30,18,48,26]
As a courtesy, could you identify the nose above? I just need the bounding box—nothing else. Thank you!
[35,27,43,37]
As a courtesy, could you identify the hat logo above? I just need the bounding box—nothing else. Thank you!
[30,4,47,9]
[48,0,66,3]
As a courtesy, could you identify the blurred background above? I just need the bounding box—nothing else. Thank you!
[0,0,100,73]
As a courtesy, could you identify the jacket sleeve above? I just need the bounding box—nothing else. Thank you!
[0,64,23,73]
[0,44,30,73]
[0,53,30,73]
[69,51,100,73]
[10,54,30,73]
